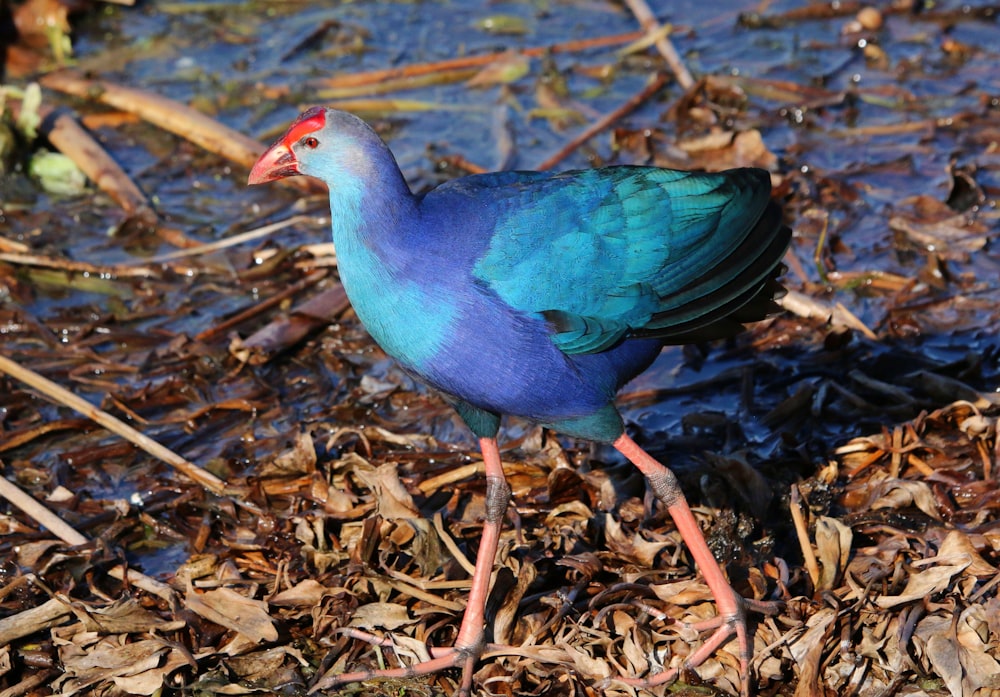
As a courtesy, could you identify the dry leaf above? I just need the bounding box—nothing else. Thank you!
[493,557,536,644]
[889,215,989,261]
[55,636,186,697]
[257,430,316,477]
[788,607,836,667]
[649,579,713,607]
[225,646,309,683]
[674,128,778,170]
[869,477,942,520]
[352,460,420,519]
[620,624,650,676]
[604,514,671,567]
[875,561,968,608]
[815,516,852,591]
[561,643,611,679]
[269,579,329,607]
[466,53,530,87]
[184,586,279,643]
[347,602,414,631]
[80,598,185,635]
[915,609,1000,696]
[935,529,997,578]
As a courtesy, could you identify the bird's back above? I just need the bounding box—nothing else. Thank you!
[422,166,789,349]
[392,166,790,431]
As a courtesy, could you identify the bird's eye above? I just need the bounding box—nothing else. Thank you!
[302,137,319,149]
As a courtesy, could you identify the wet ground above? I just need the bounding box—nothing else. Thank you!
[1,1,999,695]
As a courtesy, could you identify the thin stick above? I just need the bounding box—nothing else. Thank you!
[417,461,484,494]
[432,512,477,576]
[312,30,646,90]
[148,215,315,263]
[832,301,878,341]
[0,252,157,278]
[4,99,199,248]
[382,570,466,612]
[0,353,232,498]
[241,284,351,353]
[536,72,668,170]
[0,475,88,546]
[0,476,176,603]
[194,270,326,342]
[39,71,318,193]
[43,110,158,225]
[623,0,695,89]
[0,668,59,697]
[813,211,830,283]
[0,236,30,253]
[889,425,903,478]
[41,71,262,168]
[0,597,73,646]
[790,484,821,588]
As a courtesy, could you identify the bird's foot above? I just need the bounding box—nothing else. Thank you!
[613,433,784,696]
[315,629,488,697]
[312,438,512,697]
[612,592,782,697]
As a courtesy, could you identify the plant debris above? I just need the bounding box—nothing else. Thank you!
[1,1,999,696]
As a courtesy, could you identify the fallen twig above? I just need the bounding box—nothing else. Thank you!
[6,98,201,248]
[196,270,329,343]
[39,70,320,194]
[789,484,820,589]
[536,72,668,170]
[777,290,878,340]
[149,215,317,263]
[0,353,237,499]
[0,251,159,278]
[623,0,695,89]
[238,283,351,357]
[42,111,157,226]
[0,597,73,646]
[310,30,646,91]
[0,476,176,603]
[0,669,59,697]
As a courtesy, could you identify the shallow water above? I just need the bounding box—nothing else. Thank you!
[3,0,999,579]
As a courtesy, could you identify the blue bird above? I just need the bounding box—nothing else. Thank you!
[249,107,790,696]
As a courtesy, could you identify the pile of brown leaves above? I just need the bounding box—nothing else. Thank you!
[2,1,1000,696]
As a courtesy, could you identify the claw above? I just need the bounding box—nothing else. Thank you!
[315,433,777,696]
[614,433,781,695]
[311,437,510,696]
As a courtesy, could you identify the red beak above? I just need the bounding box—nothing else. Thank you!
[248,141,298,185]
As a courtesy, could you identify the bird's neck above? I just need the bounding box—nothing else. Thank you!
[326,157,416,264]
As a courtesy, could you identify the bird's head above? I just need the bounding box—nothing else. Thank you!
[248,107,383,187]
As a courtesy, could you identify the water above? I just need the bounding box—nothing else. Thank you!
[3,0,998,586]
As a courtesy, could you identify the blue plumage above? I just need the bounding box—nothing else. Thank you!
[469,166,778,353]
[251,108,790,443]
[249,106,792,695]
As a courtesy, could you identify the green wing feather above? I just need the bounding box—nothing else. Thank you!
[470,166,788,354]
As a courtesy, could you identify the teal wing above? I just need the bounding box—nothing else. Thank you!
[467,166,789,354]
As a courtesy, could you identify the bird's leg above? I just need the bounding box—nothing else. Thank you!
[613,433,778,697]
[323,437,511,696]
[458,437,512,644]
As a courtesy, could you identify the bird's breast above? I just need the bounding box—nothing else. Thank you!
[335,234,458,373]
[332,226,638,423]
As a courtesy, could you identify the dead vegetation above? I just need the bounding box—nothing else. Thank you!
[1,0,999,695]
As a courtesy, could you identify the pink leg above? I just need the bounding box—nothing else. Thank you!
[613,433,778,697]
[454,437,510,649]
[323,437,510,696]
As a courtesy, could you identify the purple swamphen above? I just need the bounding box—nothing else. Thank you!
[249,107,791,696]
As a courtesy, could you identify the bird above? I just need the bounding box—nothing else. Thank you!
[248,106,791,696]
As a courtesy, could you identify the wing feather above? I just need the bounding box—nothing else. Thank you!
[463,166,788,354]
